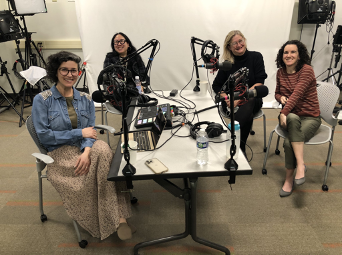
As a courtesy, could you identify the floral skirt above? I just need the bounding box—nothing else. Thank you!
[47,140,131,240]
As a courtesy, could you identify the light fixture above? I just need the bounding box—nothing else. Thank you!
[9,0,47,16]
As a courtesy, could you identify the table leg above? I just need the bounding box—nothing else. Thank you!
[133,178,230,255]
[189,178,230,254]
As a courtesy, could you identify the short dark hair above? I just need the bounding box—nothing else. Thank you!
[110,32,137,56]
[275,40,311,72]
[46,51,81,83]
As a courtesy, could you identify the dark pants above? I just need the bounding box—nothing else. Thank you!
[222,98,262,153]
[279,113,321,169]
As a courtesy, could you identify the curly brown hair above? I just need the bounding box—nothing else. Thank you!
[46,51,81,83]
[275,40,311,72]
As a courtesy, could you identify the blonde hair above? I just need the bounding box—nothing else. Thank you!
[222,30,247,64]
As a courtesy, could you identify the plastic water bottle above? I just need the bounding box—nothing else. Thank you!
[196,129,209,165]
[134,76,142,94]
[227,121,240,159]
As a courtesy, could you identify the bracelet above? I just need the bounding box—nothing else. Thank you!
[225,96,228,100]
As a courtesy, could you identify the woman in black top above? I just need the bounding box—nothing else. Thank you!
[104,32,149,90]
[212,30,267,155]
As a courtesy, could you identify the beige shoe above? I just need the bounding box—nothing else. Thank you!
[128,222,137,234]
[117,222,132,240]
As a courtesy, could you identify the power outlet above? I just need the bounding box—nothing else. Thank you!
[37,41,44,48]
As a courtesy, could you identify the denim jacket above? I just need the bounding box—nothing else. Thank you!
[32,85,96,152]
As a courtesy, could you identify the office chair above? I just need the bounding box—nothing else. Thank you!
[261,82,340,191]
[250,109,267,152]
[101,101,122,145]
[26,115,115,248]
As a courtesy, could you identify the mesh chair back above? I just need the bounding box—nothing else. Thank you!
[26,115,48,155]
[316,82,339,127]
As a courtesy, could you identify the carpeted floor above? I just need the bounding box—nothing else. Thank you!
[1,99,342,255]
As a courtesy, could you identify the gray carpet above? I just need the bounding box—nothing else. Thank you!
[1,102,342,255]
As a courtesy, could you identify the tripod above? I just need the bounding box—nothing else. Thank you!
[321,44,342,87]
[74,62,89,93]
[0,57,24,120]
[14,16,47,127]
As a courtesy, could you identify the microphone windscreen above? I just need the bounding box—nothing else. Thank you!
[221,61,232,71]
[92,90,106,103]
[254,85,269,98]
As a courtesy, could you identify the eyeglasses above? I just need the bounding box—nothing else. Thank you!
[59,68,78,76]
[114,39,126,45]
[230,39,245,47]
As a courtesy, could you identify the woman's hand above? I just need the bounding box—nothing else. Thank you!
[280,96,288,105]
[219,92,229,104]
[219,92,240,108]
[279,113,287,129]
[74,147,91,176]
[82,127,97,139]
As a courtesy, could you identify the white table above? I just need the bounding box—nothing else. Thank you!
[108,90,252,255]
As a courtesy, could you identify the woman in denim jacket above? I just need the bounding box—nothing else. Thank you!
[32,51,133,241]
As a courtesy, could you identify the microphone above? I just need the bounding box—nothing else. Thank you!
[198,60,232,71]
[216,85,269,103]
[92,90,107,103]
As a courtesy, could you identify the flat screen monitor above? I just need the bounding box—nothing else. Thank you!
[10,0,47,16]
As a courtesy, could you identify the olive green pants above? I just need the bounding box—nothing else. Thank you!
[279,113,321,169]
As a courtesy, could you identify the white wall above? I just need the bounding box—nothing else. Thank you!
[1,0,341,107]
[75,0,293,107]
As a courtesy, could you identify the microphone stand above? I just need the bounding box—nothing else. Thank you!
[120,39,159,93]
[116,77,136,190]
[224,75,238,185]
[223,67,248,185]
[190,37,220,92]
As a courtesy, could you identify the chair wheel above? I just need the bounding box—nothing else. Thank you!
[79,240,88,248]
[322,184,329,192]
[262,169,267,175]
[275,149,280,155]
[325,161,331,166]
[250,130,255,135]
[100,130,104,134]
[40,214,47,222]
[131,197,138,204]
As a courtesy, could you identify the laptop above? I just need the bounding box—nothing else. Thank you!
[122,107,166,151]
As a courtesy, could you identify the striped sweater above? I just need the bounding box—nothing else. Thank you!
[275,64,320,117]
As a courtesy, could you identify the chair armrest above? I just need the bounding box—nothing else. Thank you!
[95,125,116,134]
[31,153,54,164]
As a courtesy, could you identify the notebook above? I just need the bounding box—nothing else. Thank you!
[122,107,166,151]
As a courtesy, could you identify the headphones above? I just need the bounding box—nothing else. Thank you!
[137,94,158,107]
[201,40,217,63]
[190,121,226,139]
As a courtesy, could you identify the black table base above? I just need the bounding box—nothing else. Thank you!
[133,177,230,255]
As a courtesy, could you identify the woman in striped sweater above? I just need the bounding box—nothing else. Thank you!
[275,40,321,197]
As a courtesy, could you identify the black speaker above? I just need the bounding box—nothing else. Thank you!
[0,11,21,35]
[333,25,342,45]
[297,0,331,24]
[0,11,24,43]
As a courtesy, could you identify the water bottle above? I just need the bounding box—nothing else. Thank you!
[196,129,209,165]
[227,121,240,159]
[134,76,142,94]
